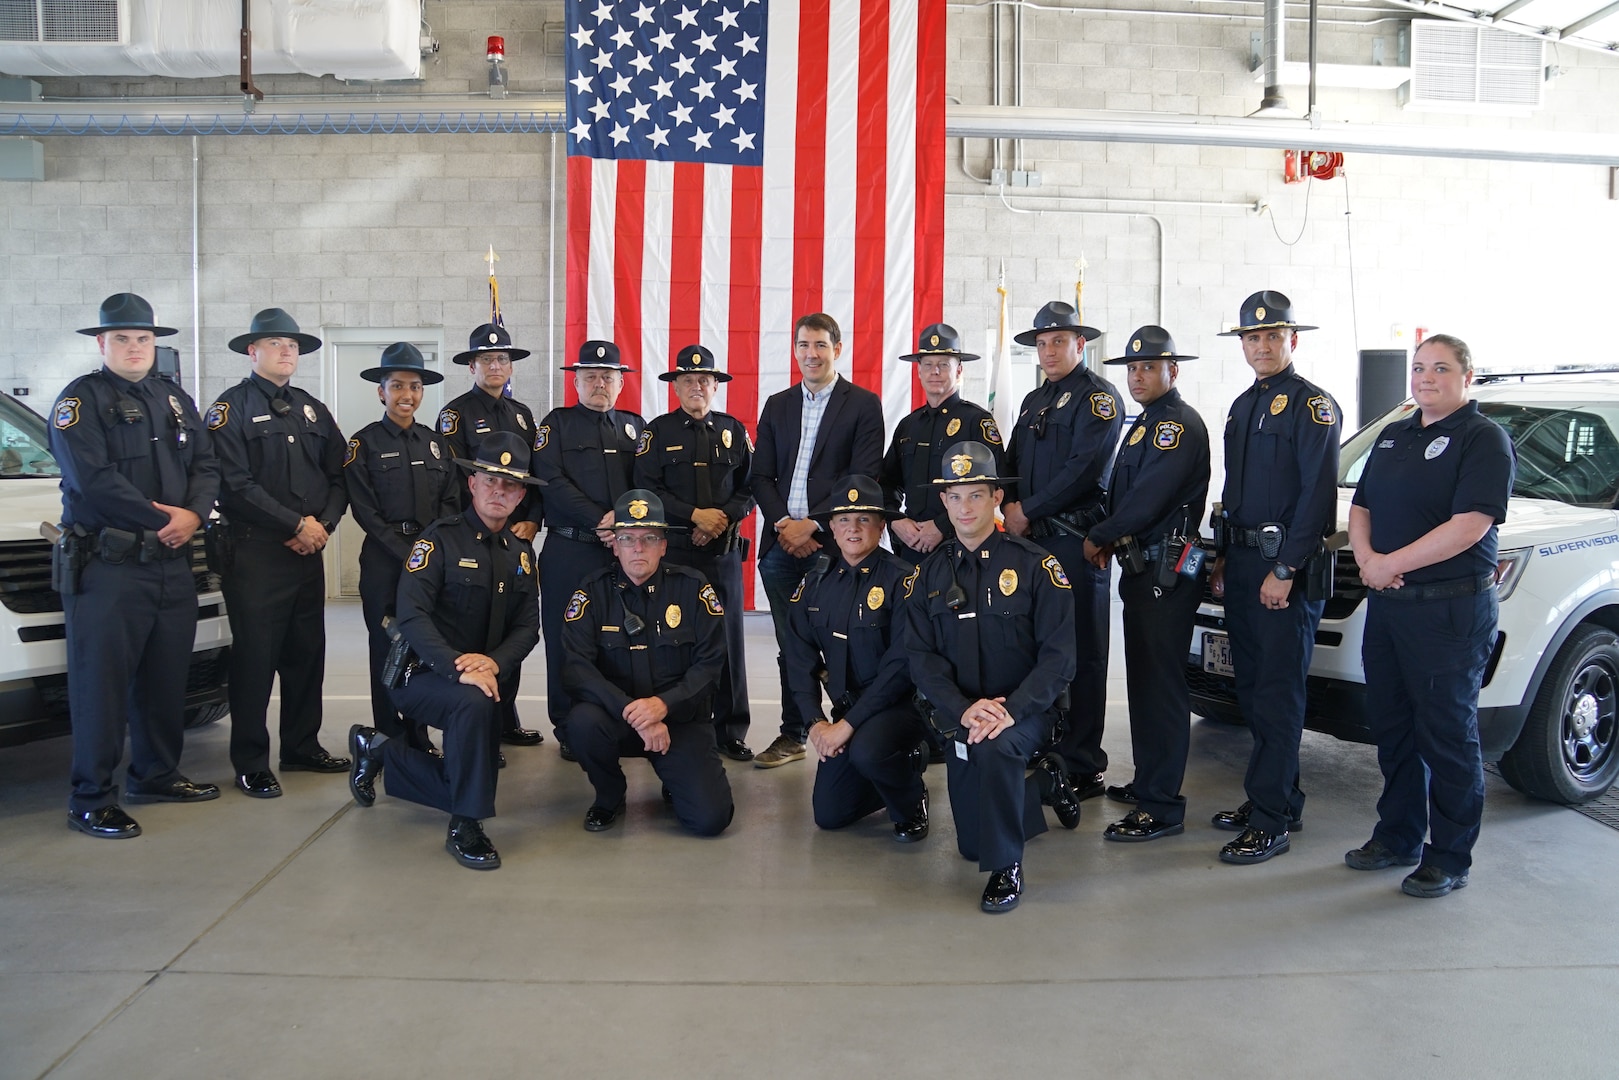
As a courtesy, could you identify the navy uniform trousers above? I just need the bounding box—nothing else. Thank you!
[1223,544,1323,835]
[1363,590,1495,873]
[385,671,502,820]
[1040,532,1111,778]
[358,536,413,738]
[222,535,328,773]
[813,704,927,830]
[946,714,1053,871]
[569,702,734,836]
[663,542,750,745]
[540,533,616,740]
[1118,565,1203,825]
[65,555,195,814]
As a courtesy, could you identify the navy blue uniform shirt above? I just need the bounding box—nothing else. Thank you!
[1005,364,1122,518]
[632,409,755,529]
[533,404,646,530]
[1352,400,1515,584]
[1088,387,1210,548]
[784,549,919,727]
[882,391,1003,537]
[343,416,460,562]
[208,373,347,535]
[437,387,542,525]
[395,510,540,675]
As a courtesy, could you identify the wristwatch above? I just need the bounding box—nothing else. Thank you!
[1272,563,1295,581]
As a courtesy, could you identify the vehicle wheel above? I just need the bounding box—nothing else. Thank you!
[1499,624,1619,804]
[184,702,230,730]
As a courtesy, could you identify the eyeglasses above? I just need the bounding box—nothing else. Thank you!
[614,533,664,549]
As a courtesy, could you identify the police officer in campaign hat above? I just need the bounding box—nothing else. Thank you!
[348,431,543,870]
[1347,333,1513,898]
[907,442,1078,913]
[1209,290,1341,864]
[437,323,546,748]
[785,475,929,841]
[1079,328,1210,843]
[881,324,1004,567]
[208,308,350,799]
[634,344,757,762]
[53,293,222,837]
[344,343,459,750]
[1002,300,1122,802]
[560,489,735,836]
[534,340,646,758]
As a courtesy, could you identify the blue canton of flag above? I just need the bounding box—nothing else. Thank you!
[565,0,769,167]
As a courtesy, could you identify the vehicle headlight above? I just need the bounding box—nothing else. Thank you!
[1495,547,1530,602]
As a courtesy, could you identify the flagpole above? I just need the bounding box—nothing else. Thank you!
[990,260,1013,436]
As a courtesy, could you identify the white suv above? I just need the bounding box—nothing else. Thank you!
[1188,376,1619,804]
[0,390,231,749]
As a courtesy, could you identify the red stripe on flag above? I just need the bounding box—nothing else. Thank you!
[728,167,765,608]
[914,0,947,359]
[612,159,647,412]
[852,0,889,399]
[792,0,831,318]
[564,155,596,406]
[667,161,706,411]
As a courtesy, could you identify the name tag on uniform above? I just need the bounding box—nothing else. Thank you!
[957,611,977,620]
[832,631,847,640]
[665,445,684,451]
[380,451,400,459]
[955,741,968,760]
[252,414,272,423]
[459,558,479,568]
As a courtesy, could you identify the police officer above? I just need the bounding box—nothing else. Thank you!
[53,293,222,838]
[208,308,349,799]
[1347,334,1513,898]
[348,432,543,870]
[633,344,756,761]
[786,475,928,840]
[561,489,735,836]
[437,323,546,748]
[1209,290,1341,865]
[881,324,1004,567]
[1077,328,1210,843]
[344,343,459,749]
[907,442,1077,913]
[1002,301,1121,801]
[533,340,645,757]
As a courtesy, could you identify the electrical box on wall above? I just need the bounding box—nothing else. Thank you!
[1284,150,1344,184]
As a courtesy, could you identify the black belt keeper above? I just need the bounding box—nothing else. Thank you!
[1371,572,1496,602]
[392,522,422,537]
[549,525,605,543]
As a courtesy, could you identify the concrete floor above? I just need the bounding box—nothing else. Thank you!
[2,600,1616,1080]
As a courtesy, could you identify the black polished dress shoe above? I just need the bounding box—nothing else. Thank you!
[1069,772,1107,802]
[893,785,929,843]
[349,725,384,807]
[717,738,755,762]
[1401,863,1469,898]
[981,862,1023,913]
[500,727,545,746]
[1103,809,1185,843]
[279,747,351,773]
[1211,800,1303,833]
[1034,755,1080,830]
[584,802,625,831]
[1105,782,1139,805]
[68,805,142,839]
[558,740,577,763]
[446,816,501,870]
[124,777,221,803]
[1345,839,1421,871]
[235,771,282,799]
[1219,827,1290,864]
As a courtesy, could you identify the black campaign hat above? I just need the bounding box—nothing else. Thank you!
[811,474,901,523]
[611,488,684,530]
[899,323,980,363]
[361,341,444,385]
[77,293,177,338]
[563,339,635,372]
[1218,290,1318,336]
[453,323,531,365]
[1103,326,1198,365]
[1013,301,1101,347]
[659,344,732,383]
[933,441,1017,486]
[453,431,545,487]
[229,308,322,355]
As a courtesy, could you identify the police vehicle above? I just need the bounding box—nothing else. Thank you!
[0,391,231,749]
[1189,376,1619,804]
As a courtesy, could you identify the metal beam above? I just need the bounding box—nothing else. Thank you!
[1488,0,1539,22]
[1561,0,1619,39]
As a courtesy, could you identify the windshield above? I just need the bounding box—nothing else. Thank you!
[0,394,59,479]
[1340,399,1619,507]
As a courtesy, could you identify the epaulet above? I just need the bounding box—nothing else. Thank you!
[663,563,705,582]
[1001,533,1049,557]
[579,563,616,589]
[425,514,463,532]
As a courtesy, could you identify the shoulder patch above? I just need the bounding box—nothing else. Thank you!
[406,539,434,573]
[344,437,360,468]
[700,582,724,616]
[439,409,458,436]
[564,589,589,622]
[980,418,1002,446]
[53,397,81,430]
[205,401,229,430]
[1308,394,1336,426]
[636,429,653,457]
[744,429,755,454]
[1153,421,1183,450]
[1042,554,1071,589]
[1090,392,1116,421]
[518,550,532,576]
[534,425,550,452]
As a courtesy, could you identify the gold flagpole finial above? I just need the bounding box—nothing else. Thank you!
[485,245,499,274]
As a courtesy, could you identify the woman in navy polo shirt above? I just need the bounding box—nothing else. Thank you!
[1346,334,1515,899]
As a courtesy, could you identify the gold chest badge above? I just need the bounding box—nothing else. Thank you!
[665,604,682,628]
[867,585,885,610]
[946,417,961,436]
[1128,426,1145,446]
[1270,394,1288,416]
[721,428,733,448]
[999,569,1018,596]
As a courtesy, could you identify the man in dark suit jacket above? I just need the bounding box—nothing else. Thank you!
[750,313,885,767]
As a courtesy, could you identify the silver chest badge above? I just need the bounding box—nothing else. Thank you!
[1425,436,1450,460]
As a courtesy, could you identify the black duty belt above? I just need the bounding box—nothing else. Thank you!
[549,526,605,543]
[1229,526,1273,548]
[90,528,191,562]
[391,522,423,537]
[668,529,741,555]
[1371,573,1496,602]
[1029,509,1094,541]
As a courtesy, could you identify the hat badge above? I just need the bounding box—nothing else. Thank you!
[848,488,859,502]
[596,345,606,358]
[950,454,973,478]
[1132,338,1141,352]
[629,499,649,520]
[500,451,512,465]
[488,332,499,344]
[1255,306,1266,320]
[929,333,939,347]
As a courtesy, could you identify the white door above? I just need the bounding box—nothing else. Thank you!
[321,329,447,598]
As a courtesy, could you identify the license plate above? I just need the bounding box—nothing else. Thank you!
[1202,631,1234,677]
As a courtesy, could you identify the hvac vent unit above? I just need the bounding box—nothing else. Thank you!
[0,0,123,44]
[1400,20,1543,113]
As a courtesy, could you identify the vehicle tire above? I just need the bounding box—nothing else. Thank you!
[184,701,230,730]
[1499,624,1619,804]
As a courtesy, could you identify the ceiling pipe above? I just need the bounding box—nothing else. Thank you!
[1257,0,1289,114]
[0,96,568,136]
